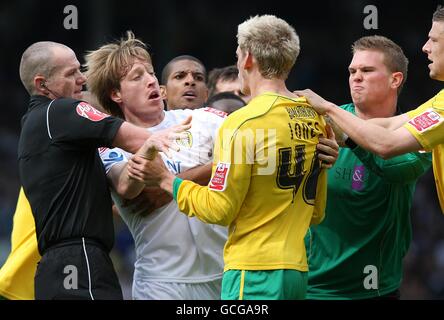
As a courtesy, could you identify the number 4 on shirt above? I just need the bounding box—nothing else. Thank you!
[276,145,321,205]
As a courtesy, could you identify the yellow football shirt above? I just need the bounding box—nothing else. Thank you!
[177,92,327,272]
[0,188,40,300]
[404,90,444,212]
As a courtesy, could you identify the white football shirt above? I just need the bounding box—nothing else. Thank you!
[100,108,227,284]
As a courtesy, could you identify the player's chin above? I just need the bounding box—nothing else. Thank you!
[429,69,439,80]
[73,91,83,100]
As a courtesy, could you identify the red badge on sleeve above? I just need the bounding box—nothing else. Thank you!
[76,102,109,122]
[209,162,231,191]
[98,147,108,154]
[408,109,442,132]
[203,107,228,118]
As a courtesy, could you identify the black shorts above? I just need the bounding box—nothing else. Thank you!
[35,238,123,300]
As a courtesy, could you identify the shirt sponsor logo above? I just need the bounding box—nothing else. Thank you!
[166,160,182,174]
[209,162,230,191]
[76,102,109,122]
[408,109,442,132]
[351,164,365,191]
[203,107,228,118]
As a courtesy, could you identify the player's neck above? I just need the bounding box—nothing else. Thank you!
[123,107,165,128]
[249,76,293,99]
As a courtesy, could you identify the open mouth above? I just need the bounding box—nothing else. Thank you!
[149,91,160,100]
[182,90,197,98]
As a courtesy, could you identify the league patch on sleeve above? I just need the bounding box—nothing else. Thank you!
[76,102,109,122]
[101,150,125,163]
[99,148,127,173]
[407,109,443,132]
[203,107,228,118]
[209,162,230,191]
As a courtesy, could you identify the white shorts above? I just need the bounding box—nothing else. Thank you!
[132,278,222,300]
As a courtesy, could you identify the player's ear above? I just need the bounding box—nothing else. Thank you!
[244,52,254,69]
[160,85,167,100]
[110,89,122,104]
[202,86,209,102]
[35,76,49,95]
[391,72,403,91]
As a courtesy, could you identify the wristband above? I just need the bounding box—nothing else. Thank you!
[344,137,358,149]
[173,177,184,201]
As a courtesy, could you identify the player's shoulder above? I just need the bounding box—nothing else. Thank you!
[338,103,355,112]
[218,96,271,133]
[51,98,96,113]
[410,90,444,115]
[189,106,228,122]
[220,93,284,130]
[431,89,444,111]
[165,107,224,126]
[165,108,194,121]
[434,89,444,100]
[54,99,111,122]
[53,97,83,108]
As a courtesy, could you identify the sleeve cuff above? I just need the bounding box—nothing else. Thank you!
[344,137,358,149]
[173,177,184,202]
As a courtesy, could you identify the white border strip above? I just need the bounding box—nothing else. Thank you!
[46,99,56,139]
[82,237,95,300]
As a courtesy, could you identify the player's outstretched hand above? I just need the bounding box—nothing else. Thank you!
[142,115,192,159]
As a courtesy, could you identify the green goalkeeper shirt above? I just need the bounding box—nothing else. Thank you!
[306,103,432,299]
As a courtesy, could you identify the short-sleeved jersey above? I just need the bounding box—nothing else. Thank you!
[18,95,124,254]
[176,92,327,272]
[404,90,444,212]
[307,103,432,299]
[0,188,40,300]
[100,107,227,283]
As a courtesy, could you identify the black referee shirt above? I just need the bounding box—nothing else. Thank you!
[18,95,124,255]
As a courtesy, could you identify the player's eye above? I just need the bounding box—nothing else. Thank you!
[195,75,205,82]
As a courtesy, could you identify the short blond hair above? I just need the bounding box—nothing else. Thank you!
[237,15,300,79]
[433,5,444,22]
[84,31,152,118]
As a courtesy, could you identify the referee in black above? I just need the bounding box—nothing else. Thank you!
[17,41,188,299]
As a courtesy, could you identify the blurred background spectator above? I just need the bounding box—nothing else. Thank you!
[1,0,443,299]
